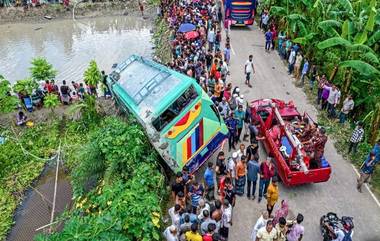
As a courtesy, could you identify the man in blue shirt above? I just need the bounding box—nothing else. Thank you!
[265,29,273,52]
[204,162,215,201]
[225,112,239,151]
[247,154,260,200]
[300,58,309,85]
[357,139,380,192]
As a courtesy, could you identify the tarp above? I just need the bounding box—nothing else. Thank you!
[178,23,196,33]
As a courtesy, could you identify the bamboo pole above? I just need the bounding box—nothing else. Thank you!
[49,140,61,233]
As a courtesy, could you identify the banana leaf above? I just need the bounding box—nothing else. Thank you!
[317,37,351,49]
[338,0,353,13]
[367,30,380,46]
[339,60,380,76]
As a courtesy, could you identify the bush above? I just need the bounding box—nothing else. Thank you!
[37,117,166,241]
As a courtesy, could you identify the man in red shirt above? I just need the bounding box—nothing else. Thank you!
[258,157,275,203]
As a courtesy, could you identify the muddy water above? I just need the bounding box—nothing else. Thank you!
[7,166,72,241]
[0,16,153,84]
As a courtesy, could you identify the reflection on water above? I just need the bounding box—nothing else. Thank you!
[0,16,153,84]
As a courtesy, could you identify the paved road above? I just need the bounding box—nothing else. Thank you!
[218,25,380,241]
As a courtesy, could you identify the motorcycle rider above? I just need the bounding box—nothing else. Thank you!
[323,217,354,241]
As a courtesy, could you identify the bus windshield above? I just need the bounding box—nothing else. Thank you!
[152,85,198,132]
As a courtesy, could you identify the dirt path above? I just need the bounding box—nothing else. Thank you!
[222,24,380,241]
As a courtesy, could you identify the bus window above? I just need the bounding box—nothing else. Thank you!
[152,85,198,132]
[210,104,221,123]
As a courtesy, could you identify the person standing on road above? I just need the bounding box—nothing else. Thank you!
[287,213,304,241]
[258,157,275,203]
[256,220,278,241]
[272,200,289,225]
[266,177,279,217]
[207,27,216,52]
[224,43,231,65]
[300,58,309,85]
[138,0,144,17]
[275,217,288,241]
[185,223,202,241]
[246,154,260,200]
[357,150,379,193]
[215,151,227,192]
[265,29,273,52]
[348,121,364,154]
[251,211,270,240]
[235,105,245,143]
[220,199,232,239]
[326,85,341,118]
[227,152,238,186]
[235,155,247,196]
[204,162,215,201]
[288,49,296,75]
[244,55,255,88]
[339,95,354,124]
[225,112,239,151]
[293,53,303,79]
[172,172,186,202]
[188,181,204,214]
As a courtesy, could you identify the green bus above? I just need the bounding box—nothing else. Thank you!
[107,55,228,173]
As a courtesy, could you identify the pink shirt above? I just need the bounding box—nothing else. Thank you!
[287,224,304,241]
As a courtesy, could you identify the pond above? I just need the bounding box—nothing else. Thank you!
[0,15,153,84]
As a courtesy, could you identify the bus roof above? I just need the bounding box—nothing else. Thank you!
[108,55,192,117]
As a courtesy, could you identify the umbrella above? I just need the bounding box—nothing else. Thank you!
[178,23,196,33]
[185,31,199,40]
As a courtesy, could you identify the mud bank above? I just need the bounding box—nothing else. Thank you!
[0,1,144,24]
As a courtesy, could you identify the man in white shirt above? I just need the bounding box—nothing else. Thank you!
[220,199,232,239]
[326,85,341,118]
[168,204,181,230]
[288,50,296,75]
[227,152,238,186]
[163,225,179,241]
[339,95,354,123]
[251,211,269,240]
[208,28,215,52]
[244,55,255,88]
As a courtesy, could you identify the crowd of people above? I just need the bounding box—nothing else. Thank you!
[14,71,110,126]
[166,143,306,241]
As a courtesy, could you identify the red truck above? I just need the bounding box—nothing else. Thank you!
[250,98,331,186]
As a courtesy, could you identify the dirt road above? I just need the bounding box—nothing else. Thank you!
[222,25,380,241]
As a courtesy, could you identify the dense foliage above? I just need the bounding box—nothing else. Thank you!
[0,122,60,240]
[264,0,380,143]
[0,76,19,113]
[36,117,165,241]
[83,60,102,86]
[13,78,38,96]
[30,57,57,82]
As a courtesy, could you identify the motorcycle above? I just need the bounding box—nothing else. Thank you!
[320,212,354,241]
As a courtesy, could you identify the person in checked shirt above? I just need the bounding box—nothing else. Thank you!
[348,121,365,154]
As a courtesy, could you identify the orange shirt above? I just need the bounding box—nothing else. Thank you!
[214,83,223,97]
[236,161,246,177]
[210,63,217,77]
